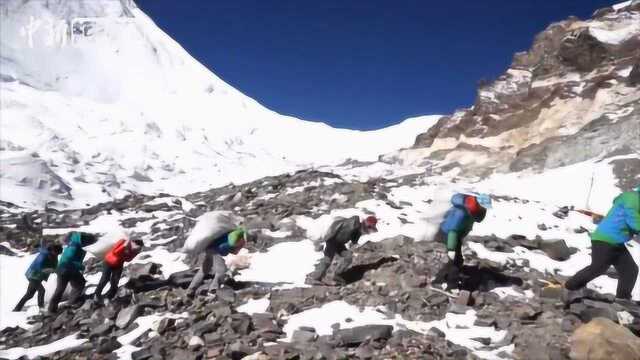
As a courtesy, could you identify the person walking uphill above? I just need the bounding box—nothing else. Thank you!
[13,243,63,312]
[565,187,640,300]
[94,238,144,300]
[186,227,253,298]
[434,193,492,289]
[307,215,378,285]
[48,232,96,313]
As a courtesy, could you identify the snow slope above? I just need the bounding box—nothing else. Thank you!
[0,0,439,208]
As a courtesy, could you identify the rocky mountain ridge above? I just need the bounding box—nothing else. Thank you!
[387,1,639,184]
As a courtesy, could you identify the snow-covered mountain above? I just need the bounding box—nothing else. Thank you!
[0,0,439,209]
[2,2,640,360]
[386,1,640,188]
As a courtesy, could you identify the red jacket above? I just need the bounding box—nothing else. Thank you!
[105,239,139,268]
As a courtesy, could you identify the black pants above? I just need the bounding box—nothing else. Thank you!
[14,280,45,311]
[566,241,639,299]
[94,263,123,299]
[48,269,86,313]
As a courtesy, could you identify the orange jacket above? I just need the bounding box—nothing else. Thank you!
[104,239,139,268]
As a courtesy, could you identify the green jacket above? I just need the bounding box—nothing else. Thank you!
[592,190,640,245]
[58,232,86,272]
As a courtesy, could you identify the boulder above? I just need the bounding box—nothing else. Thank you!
[570,317,640,360]
[97,336,122,354]
[90,321,115,338]
[558,30,608,72]
[335,325,393,346]
[538,239,573,261]
[629,63,640,87]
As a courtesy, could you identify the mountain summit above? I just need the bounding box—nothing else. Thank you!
[0,0,439,208]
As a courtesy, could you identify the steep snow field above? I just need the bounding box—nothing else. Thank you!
[0,0,439,208]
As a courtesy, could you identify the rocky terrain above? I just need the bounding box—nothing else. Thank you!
[2,169,640,360]
[2,1,640,360]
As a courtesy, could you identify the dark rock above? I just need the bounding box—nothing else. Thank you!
[471,337,492,346]
[157,318,176,335]
[90,321,115,338]
[168,269,196,288]
[474,317,497,327]
[127,262,161,278]
[229,313,253,335]
[132,348,155,360]
[208,303,233,318]
[427,327,445,338]
[192,320,217,336]
[448,303,471,315]
[512,303,541,320]
[97,336,121,354]
[629,63,640,87]
[335,325,393,346]
[0,244,16,256]
[217,287,237,303]
[538,239,573,261]
[577,299,620,323]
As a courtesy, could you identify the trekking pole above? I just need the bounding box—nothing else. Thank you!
[40,200,47,248]
[585,170,595,210]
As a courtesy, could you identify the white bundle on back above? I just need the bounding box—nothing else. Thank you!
[181,211,237,254]
[84,230,129,258]
[421,191,454,242]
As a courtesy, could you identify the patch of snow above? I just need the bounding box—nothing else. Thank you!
[491,286,534,299]
[0,251,38,330]
[589,17,640,45]
[237,296,270,315]
[261,229,292,238]
[613,1,632,10]
[282,301,507,359]
[236,240,322,289]
[0,332,87,359]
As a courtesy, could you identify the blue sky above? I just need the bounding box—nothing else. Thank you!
[137,0,617,130]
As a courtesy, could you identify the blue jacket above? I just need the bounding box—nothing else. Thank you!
[592,190,640,245]
[25,247,58,282]
[440,193,475,236]
[58,232,86,272]
[206,228,245,256]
